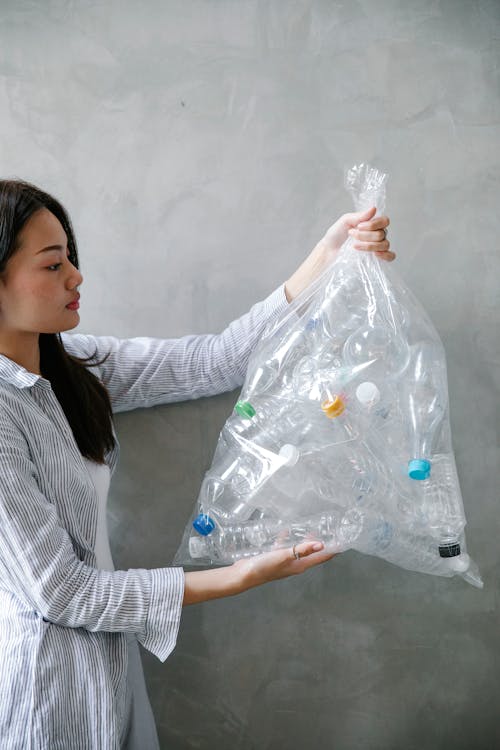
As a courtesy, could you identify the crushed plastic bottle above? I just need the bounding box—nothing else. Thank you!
[188,507,390,563]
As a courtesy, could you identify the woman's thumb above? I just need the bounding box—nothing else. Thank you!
[344,205,377,227]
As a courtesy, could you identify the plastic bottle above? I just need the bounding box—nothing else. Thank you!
[193,397,310,531]
[189,507,380,563]
[233,394,302,441]
[416,453,468,567]
[233,390,354,460]
[405,341,447,480]
[195,430,291,528]
[193,503,466,578]
[350,515,466,578]
[234,397,323,465]
[351,381,408,457]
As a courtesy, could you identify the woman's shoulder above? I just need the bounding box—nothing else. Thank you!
[60,332,115,374]
[60,331,99,358]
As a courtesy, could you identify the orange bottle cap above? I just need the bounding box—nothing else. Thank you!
[321,395,345,418]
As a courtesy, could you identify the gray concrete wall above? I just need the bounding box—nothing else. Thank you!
[1,1,499,748]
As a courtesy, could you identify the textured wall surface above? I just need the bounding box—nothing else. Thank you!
[1,1,499,748]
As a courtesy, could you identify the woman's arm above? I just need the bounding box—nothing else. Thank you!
[61,284,289,413]
[61,208,391,412]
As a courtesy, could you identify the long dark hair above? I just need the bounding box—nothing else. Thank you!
[0,179,115,463]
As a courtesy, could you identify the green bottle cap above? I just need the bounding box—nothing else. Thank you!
[234,400,256,419]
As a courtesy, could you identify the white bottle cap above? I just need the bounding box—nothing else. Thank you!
[279,444,300,466]
[356,381,381,406]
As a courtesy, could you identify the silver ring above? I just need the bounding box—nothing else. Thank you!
[292,545,300,560]
[382,227,388,240]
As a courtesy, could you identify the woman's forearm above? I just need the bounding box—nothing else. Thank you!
[183,565,247,606]
[284,240,330,302]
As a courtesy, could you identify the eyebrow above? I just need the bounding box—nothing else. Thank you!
[36,244,68,254]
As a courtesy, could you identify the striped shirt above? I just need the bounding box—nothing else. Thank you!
[0,284,289,749]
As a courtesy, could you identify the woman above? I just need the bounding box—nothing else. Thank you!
[0,179,392,749]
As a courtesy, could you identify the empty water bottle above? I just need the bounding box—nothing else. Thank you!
[188,507,386,563]
[405,341,448,480]
[415,453,468,564]
[352,517,466,578]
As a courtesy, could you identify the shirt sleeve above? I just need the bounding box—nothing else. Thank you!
[61,284,289,413]
[0,416,184,662]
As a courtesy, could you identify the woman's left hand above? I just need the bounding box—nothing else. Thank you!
[233,540,337,590]
[284,206,394,302]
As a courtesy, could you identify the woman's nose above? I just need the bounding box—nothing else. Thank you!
[67,266,83,289]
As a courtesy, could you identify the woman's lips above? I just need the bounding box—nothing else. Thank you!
[66,301,80,310]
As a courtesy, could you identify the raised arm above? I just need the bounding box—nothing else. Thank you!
[61,207,391,413]
[61,285,289,413]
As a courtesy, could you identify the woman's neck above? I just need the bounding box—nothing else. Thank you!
[0,332,41,375]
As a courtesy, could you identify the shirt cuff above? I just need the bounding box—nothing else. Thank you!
[261,283,291,320]
[137,566,185,662]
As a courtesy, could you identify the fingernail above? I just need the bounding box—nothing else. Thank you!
[312,542,323,551]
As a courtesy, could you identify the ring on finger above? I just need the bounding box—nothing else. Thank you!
[292,544,300,560]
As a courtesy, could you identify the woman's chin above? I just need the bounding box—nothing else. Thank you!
[45,315,80,334]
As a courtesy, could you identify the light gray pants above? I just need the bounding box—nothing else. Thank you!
[121,634,160,750]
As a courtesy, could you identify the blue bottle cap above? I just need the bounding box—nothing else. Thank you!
[408,458,431,480]
[306,315,319,331]
[192,513,215,536]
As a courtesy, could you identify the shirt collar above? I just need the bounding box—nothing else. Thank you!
[0,354,52,390]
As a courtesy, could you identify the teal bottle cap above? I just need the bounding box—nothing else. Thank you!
[234,401,256,419]
[408,458,431,480]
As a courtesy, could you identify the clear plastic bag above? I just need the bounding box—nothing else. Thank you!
[174,164,482,588]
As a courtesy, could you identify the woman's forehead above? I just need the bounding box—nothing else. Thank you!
[18,208,67,251]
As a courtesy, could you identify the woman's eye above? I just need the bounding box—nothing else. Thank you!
[47,263,62,271]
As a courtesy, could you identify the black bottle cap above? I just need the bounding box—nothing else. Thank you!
[439,542,461,558]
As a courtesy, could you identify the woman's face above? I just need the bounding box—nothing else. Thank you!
[0,208,84,335]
